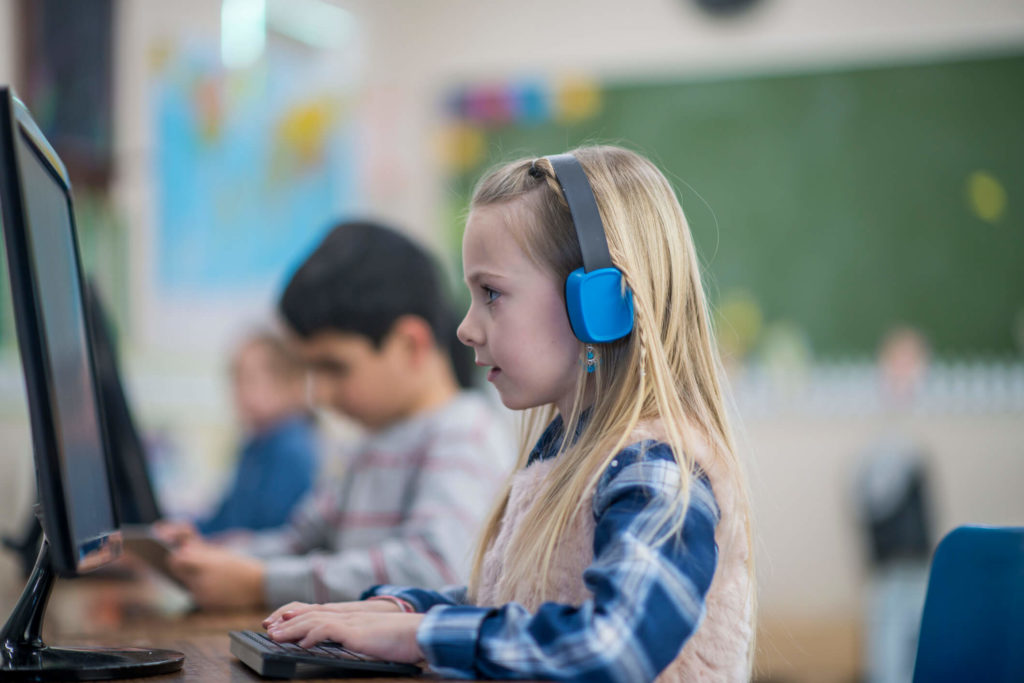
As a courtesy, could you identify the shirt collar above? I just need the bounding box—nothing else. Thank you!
[527,409,591,466]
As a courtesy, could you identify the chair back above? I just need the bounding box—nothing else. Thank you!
[913,525,1024,682]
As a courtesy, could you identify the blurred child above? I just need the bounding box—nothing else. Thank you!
[855,325,934,683]
[195,331,316,536]
[263,147,756,681]
[166,221,514,611]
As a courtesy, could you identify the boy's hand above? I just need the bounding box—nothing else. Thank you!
[152,519,199,546]
[263,599,400,630]
[168,542,265,610]
[266,610,425,663]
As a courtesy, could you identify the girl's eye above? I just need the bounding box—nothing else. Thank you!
[482,286,501,303]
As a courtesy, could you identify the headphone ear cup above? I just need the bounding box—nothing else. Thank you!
[565,267,634,343]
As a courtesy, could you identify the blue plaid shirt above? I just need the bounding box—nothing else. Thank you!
[364,416,720,681]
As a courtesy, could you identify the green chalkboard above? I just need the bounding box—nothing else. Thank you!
[448,54,1024,358]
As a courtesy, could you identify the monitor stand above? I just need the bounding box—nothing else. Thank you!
[0,536,185,681]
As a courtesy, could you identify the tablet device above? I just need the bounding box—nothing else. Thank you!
[121,525,185,588]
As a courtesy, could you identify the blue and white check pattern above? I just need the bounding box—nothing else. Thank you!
[364,416,721,681]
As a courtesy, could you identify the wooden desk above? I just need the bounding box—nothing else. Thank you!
[55,631,433,683]
[2,564,462,682]
[3,560,862,682]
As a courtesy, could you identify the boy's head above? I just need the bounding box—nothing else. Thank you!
[278,220,471,429]
[231,331,306,433]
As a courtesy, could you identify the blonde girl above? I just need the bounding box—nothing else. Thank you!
[263,146,755,681]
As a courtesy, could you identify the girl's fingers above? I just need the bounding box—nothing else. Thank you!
[298,622,334,649]
[265,612,423,663]
[267,610,315,638]
[266,614,305,634]
[265,620,296,641]
[263,601,311,627]
[264,599,395,629]
[315,600,394,614]
[268,612,334,644]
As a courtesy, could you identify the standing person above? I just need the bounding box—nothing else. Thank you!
[855,326,934,683]
[263,147,756,681]
[165,221,515,611]
[196,331,317,536]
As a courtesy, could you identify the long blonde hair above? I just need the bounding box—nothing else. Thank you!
[465,146,753,612]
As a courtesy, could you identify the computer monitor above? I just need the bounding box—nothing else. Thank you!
[0,86,183,679]
[84,278,163,525]
[2,280,163,578]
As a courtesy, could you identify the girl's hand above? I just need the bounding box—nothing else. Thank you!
[262,599,399,630]
[266,611,425,663]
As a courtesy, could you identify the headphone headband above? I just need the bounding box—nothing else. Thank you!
[545,154,613,273]
[543,153,634,343]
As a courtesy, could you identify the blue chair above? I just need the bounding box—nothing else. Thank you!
[913,525,1024,682]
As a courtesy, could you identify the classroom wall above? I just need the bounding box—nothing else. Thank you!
[0,1,12,87]
[94,0,1024,350]
[740,399,1024,616]
[342,0,1024,265]
[105,0,1024,324]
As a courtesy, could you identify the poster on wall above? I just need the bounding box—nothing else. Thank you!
[149,40,357,304]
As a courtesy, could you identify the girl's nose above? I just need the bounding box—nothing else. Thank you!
[457,310,481,347]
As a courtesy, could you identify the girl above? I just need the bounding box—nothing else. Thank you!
[263,146,755,681]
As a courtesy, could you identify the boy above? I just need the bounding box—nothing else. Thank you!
[167,221,514,610]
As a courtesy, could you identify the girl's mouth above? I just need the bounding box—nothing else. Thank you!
[487,367,501,382]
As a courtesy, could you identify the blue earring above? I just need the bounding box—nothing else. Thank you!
[585,344,596,374]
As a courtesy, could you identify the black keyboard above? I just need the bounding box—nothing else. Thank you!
[229,629,421,678]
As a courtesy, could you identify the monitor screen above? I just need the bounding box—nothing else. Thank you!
[0,93,120,573]
[18,133,116,554]
[84,279,163,525]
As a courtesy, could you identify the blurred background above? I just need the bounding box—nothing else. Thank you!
[0,1,1022,681]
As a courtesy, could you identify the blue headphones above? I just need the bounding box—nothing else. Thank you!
[544,154,634,343]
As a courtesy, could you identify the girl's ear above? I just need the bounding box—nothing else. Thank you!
[387,315,437,366]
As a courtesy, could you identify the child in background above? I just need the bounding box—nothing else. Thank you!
[196,331,316,536]
[262,147,756,681]
[166,221,515,610]
[855,326,933,683]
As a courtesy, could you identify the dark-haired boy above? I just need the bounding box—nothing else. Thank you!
[167,221,514,610]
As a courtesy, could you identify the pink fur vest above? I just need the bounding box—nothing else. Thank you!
[476,430,753,682]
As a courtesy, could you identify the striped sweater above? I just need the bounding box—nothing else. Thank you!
[239,391,515,607]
